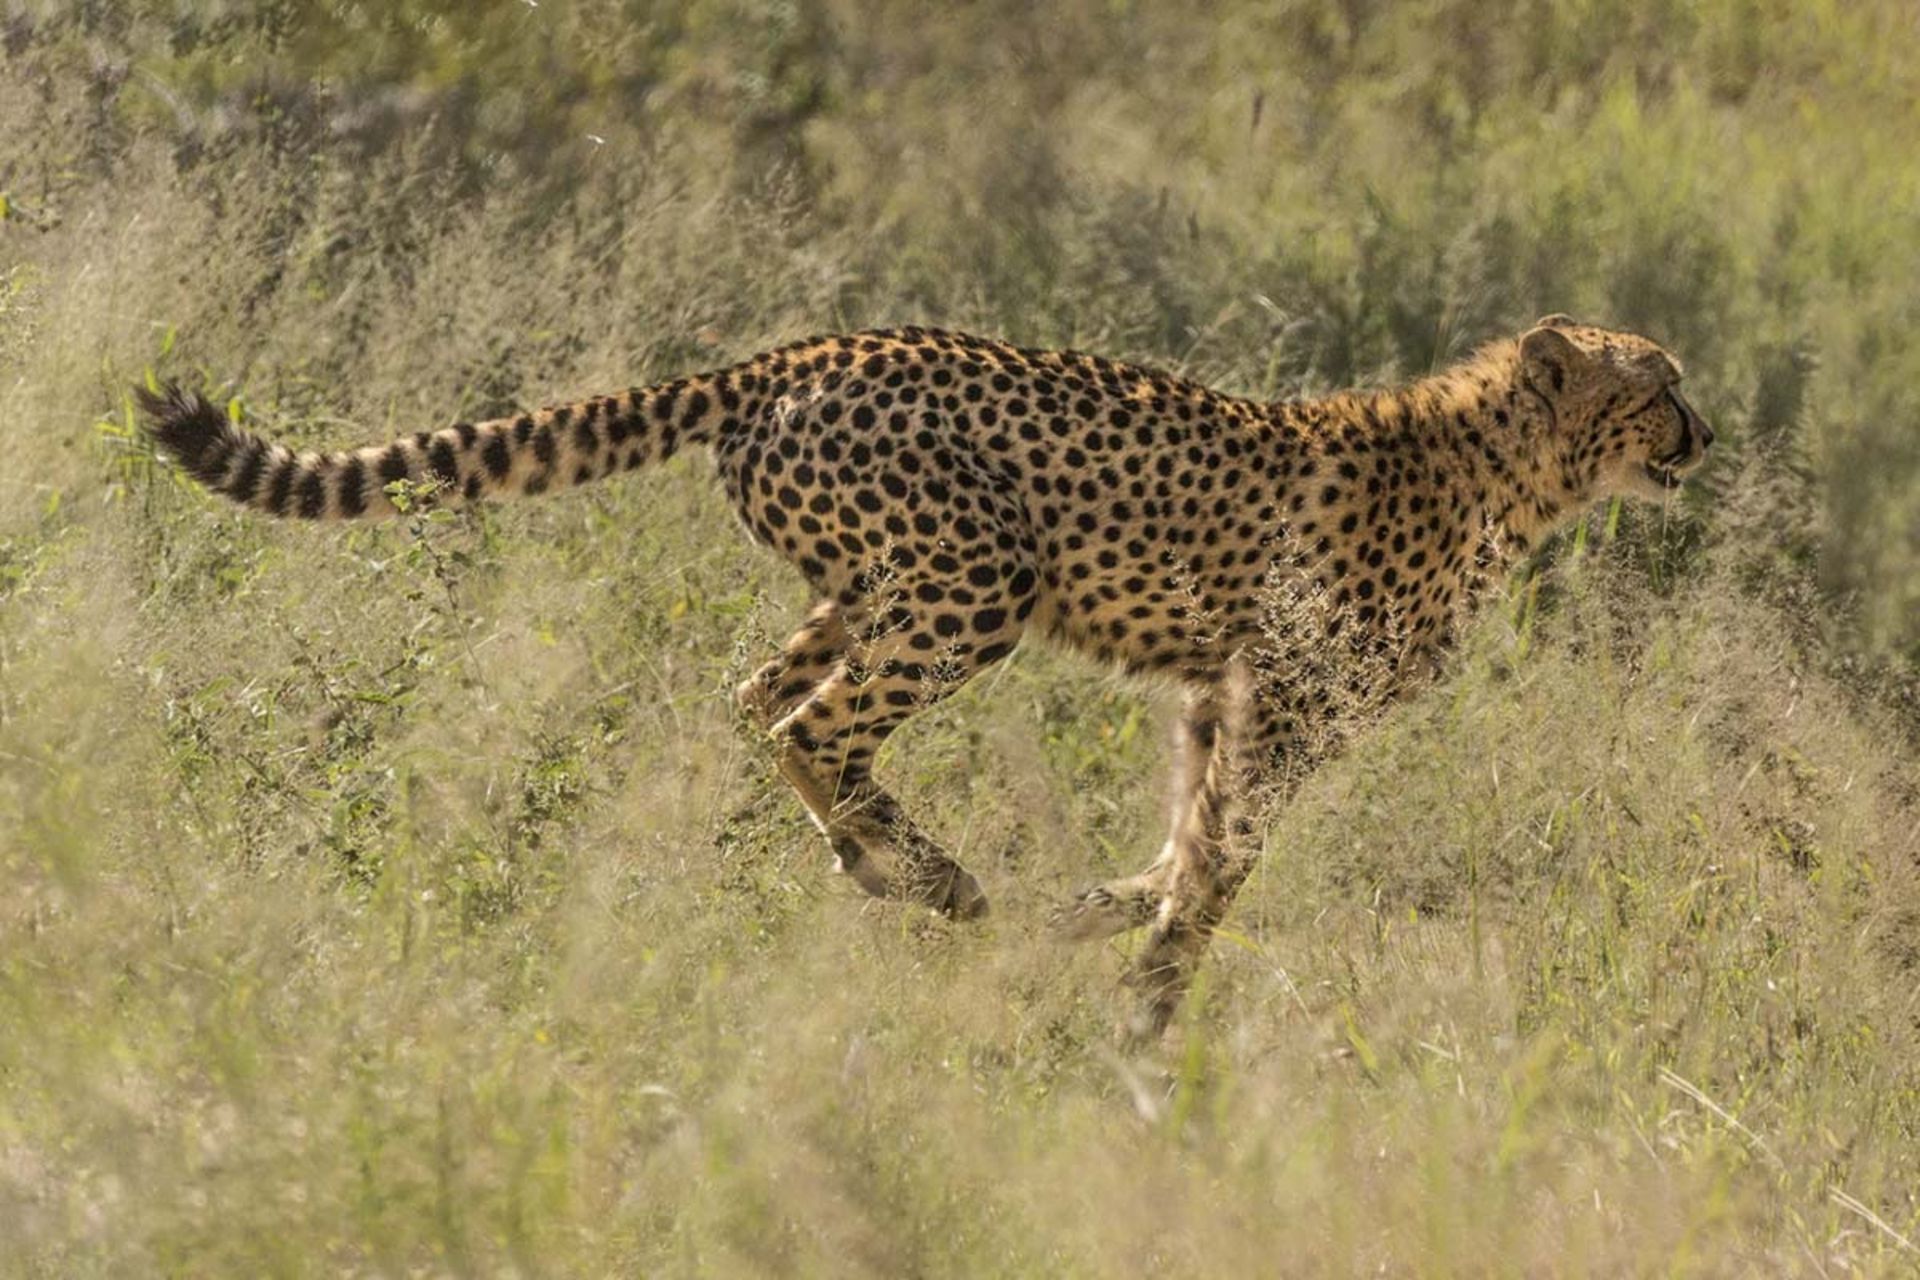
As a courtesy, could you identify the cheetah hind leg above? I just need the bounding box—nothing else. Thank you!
[734,600,851,731]
[771,704,989,918]
[770,743,910,904]
[768,652,998,920]
[734,602,897,901]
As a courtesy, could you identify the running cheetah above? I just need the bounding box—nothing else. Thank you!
[139,315,1712,1040]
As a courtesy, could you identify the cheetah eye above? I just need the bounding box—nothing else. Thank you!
[1627,388,1667,416]
[1635,383,1681,412]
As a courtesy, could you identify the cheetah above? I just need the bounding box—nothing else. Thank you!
[139,315,1711,1041]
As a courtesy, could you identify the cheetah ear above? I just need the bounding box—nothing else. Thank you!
[1533,313,1576,329]
[1519,324,1586,399]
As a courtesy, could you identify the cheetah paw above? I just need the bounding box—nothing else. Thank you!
[1048,881,1160,941]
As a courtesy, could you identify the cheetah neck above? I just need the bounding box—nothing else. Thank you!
[1359,341,1594,560]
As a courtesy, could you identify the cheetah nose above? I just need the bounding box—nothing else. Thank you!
[1672,392,1712,452]
[1688,412,1714,454]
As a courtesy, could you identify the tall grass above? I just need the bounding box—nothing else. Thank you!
[3,4,1918,1274]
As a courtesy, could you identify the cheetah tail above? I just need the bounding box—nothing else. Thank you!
[135,373,730,520]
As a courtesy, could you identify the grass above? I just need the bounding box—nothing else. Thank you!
[3,4,1920,1274]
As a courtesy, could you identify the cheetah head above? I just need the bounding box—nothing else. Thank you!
[1518,315,1714,503]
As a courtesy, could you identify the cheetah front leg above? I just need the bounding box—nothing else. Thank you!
[1118,716,1265,1043]
[1049,685,1221,941]
[1118,674,1328,1043]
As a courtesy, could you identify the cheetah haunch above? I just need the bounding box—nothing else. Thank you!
[140,316,1711,1041]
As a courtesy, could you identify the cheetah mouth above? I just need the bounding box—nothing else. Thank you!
[1644,393,1707,490]
[1644,455,1696,490]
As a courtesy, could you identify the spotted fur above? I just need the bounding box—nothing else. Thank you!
[141,316,1711,1041]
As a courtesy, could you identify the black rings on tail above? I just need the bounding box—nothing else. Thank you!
[135,372,729,520]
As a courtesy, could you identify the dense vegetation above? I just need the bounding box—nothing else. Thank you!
[3,2,1917,1273]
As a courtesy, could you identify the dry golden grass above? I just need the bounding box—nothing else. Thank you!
[4,6,1920,1274]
